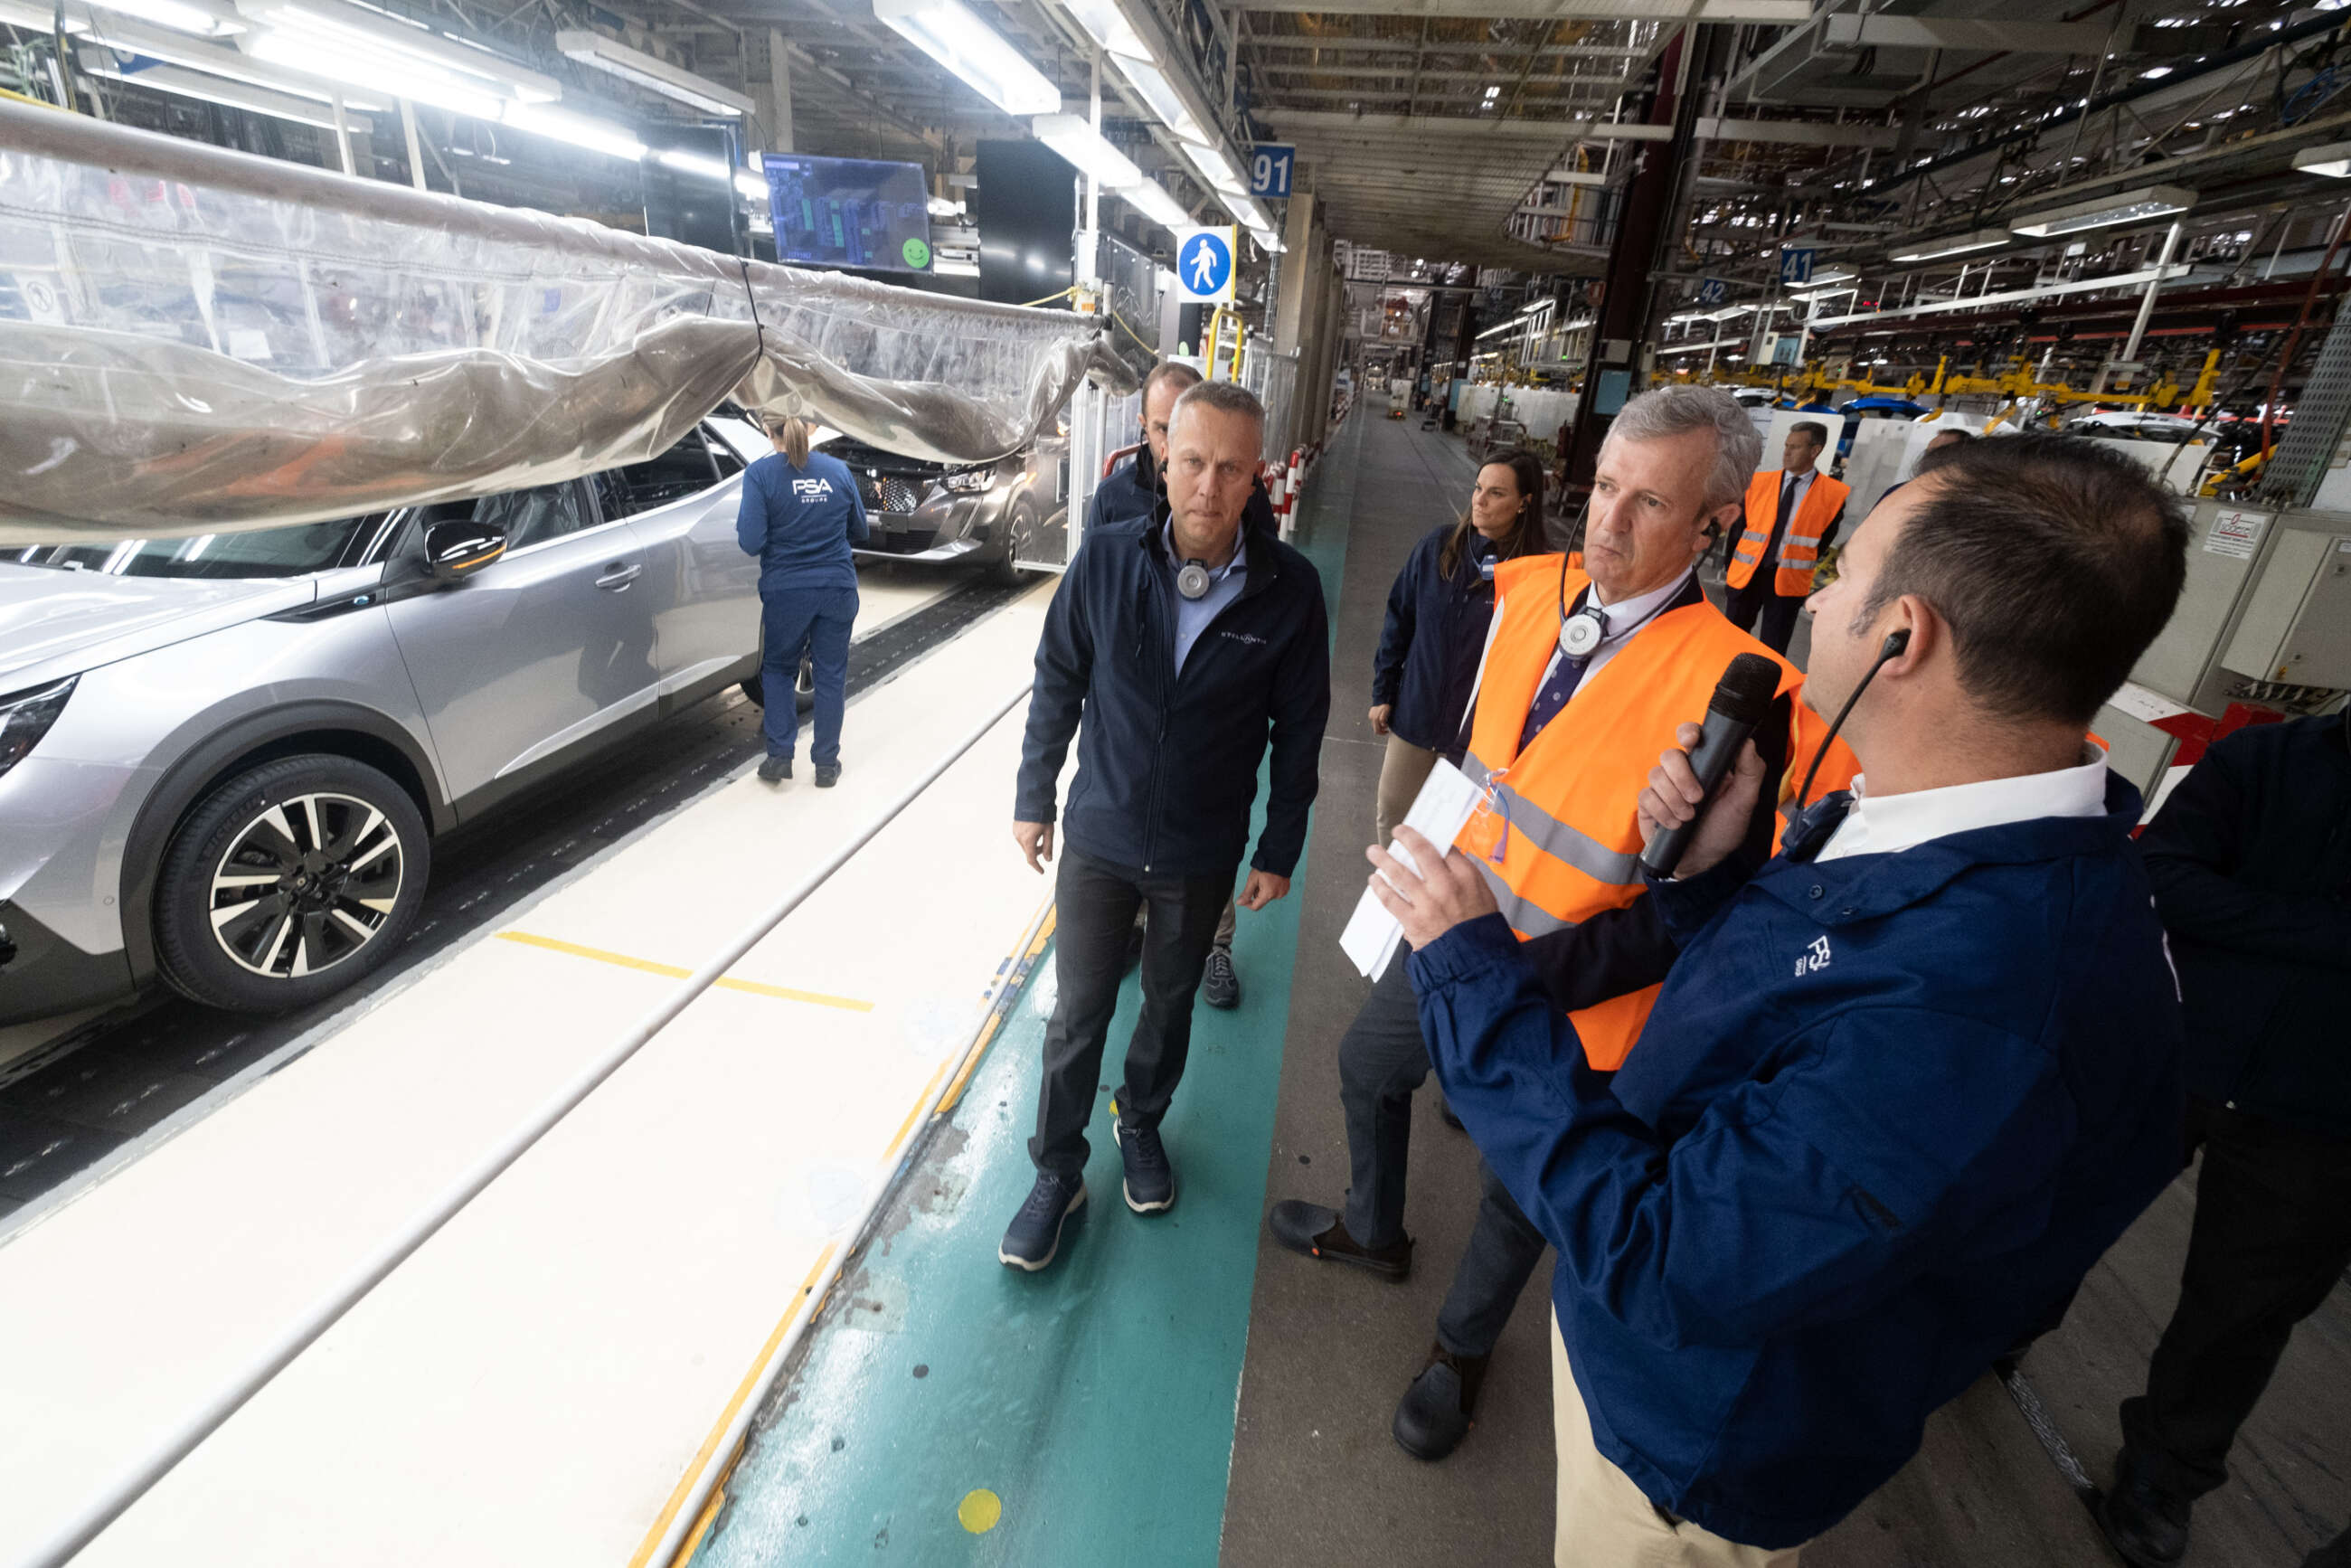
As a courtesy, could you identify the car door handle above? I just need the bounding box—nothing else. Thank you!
[594,562,641,590]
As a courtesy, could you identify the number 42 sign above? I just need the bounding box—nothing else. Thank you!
[1250,144,1294,199]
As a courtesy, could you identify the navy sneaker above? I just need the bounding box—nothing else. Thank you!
[1200,945,1240,1009]
[999,1172,1086,1271]
[815,762,841,788]
[1114,1119,1176,1213]
[757,755,791,782]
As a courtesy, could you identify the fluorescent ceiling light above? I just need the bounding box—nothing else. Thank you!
[90,0,241,37]
[1182,138,1246,195]
[2010,184,2195,238]
[1217,188,1268,231]
[1120,177,1190,231]
[1804,267,1855,286]
[2294,141,2351,177]
[504,101,647,160]
[71,8,377,104]
[872,0,1060,117]
[1109,54,1205,144]
[80,47,371,126]
[1032,112,1144,187]
[1888,226,2008,262]
[1057,0,1150,62]
[656,148,732,182]
[555,29,751,116]
[245,27,507,117]
[1249,225,1282,253]
[235,0,558,98]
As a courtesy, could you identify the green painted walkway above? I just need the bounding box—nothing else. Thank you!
[690,418,1362,1567]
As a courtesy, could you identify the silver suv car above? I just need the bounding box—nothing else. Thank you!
[0,415,776,1025]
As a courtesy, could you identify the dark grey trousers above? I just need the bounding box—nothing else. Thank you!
[1029,848,1232,1180]
[1340,957,1550,1359]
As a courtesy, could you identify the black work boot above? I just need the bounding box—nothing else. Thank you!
[2098,1447,2193,1568]
[1393,1341,1490,1461]
[1266,1200,1412,1280]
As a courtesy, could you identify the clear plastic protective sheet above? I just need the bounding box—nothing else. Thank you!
[0,99,1134,543]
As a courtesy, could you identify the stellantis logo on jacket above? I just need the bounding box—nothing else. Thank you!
[792,477,835,499]
[1796,935,1833,977]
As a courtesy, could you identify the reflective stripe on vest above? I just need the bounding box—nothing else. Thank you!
[1724,469,1851,598]
[1456,555,1799,1069]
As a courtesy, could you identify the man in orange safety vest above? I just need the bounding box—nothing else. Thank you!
[1724,420,1849,655]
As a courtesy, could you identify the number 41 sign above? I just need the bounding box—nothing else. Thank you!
[1250,144,1294,199]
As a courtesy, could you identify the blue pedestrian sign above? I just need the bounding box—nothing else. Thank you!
[1176,225,1235,302]
[1778,247,1817,287]
[1696,277,1727,306]
[1250,144,1295,199]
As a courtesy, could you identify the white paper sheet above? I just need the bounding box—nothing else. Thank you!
[1339,759,1487,981]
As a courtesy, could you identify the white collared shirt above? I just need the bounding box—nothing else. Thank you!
[1816,747,2110,862]
[1780,466,1817,515]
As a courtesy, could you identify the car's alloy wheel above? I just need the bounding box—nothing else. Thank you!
[155,754,430,1014]
[206,791,404,979]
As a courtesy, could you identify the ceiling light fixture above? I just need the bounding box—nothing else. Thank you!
[871,0,1060,117]
[2009,184,2195,238]
[1108,54,1206,144]
[503,101,647,160]
[1120,177,1191,231]
[2294,140,2351,177]
[235,0,558,99]
[78,46,369,124]
[1888,226,2009,262]
[245,28,506,118]
[1031,111,1145,188]
[90,0,241,37]
[555,29,752,117]
[1056,0,1151,62]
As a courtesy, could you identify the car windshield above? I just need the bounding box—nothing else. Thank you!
[9,515,382,580]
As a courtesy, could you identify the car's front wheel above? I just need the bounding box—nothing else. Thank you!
[153,754,430,1015]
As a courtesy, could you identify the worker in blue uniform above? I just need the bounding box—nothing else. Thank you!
[1364,434,2191,1564]
[737,413,868,788]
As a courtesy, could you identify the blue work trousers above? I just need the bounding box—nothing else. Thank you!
[760,586,857,767]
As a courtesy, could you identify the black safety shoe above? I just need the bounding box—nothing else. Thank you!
[1201,945,1240,1009]
[999,1172,1086,1271]
[758,755,791,783]
[2098,1448,2192,1568]
[2304,1525,2351,1568]
[1393,1342,1490,1461]
[815,762,841,789]
[1114,1119,1176,1213]
[1266,1200,1412,1280]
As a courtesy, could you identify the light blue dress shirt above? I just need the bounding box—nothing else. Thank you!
[1164,522,1249,675]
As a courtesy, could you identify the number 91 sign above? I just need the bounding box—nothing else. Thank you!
[1249,144,1294,200]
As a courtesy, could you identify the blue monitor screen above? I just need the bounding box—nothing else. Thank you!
[763,155,932,273]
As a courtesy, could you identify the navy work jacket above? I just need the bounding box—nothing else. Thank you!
[1090,446,1279,537]
[2141,713,2351,1135]
[1412,776,2184,1549]
[736,450,868,595]
[1371,524,1497,756]
[1015,512,1328,879]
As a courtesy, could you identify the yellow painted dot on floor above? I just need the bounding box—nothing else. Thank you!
[958,1488,1002,1534]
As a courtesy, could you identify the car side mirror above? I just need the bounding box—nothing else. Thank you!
[423,520,506,583]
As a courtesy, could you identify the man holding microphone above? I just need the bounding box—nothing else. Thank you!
[1374,434,2190,1563]
[1005,381,1328,1272]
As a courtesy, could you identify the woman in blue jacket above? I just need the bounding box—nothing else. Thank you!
[1368,449,1546,843]
[736,414,868,787]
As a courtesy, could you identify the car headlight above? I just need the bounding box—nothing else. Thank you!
[0,675,76,781]
[941,467,996,495]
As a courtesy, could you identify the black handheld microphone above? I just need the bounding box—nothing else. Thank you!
[1638,652,1783,878]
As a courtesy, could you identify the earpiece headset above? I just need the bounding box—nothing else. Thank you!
[1793,627,1912,812]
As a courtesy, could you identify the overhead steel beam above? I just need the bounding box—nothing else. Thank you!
[1820,14,2110,53]
[1258,65,1635,84]
[1696,116,1899,147]
[1249,39,1652,60]
[1265,108,1671,142]
[1236,0,1801,17]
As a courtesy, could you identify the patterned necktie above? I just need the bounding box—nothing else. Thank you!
[1518,591,1599,753]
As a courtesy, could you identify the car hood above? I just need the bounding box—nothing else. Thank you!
[0,565,317,692]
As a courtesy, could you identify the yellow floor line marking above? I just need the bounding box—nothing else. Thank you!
[632,1242,839,1568]
[883,1061,949,1165]
[935,904,1055,1118]
[495,931,873,1013]
[675,1483,726,1567]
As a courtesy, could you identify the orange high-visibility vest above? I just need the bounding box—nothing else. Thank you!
[1776,677,1863,847]
[1456,555,1798,1070]
[1726,468,1851,598]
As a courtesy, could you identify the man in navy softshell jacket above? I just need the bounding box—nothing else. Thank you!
[1366,436,2191,1563]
